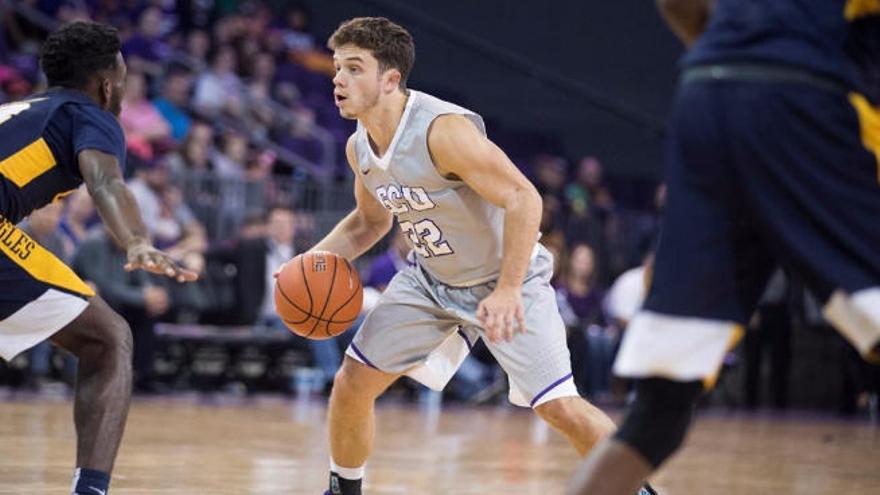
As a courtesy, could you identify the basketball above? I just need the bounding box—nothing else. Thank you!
[274,251,363,339]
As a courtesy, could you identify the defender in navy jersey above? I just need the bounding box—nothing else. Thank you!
[570,1,880,494]
[0,22,196,495]
[283,17,654,495]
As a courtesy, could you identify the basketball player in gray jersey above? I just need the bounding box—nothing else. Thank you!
[296,17,655,495]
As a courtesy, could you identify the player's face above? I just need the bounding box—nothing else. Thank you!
[332,45,385,119]
[104,53,127,117]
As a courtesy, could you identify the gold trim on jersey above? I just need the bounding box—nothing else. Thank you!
[0,216,94,297]
[703,324,744,390]
[845,0,880,20]
[849,93,880,182]
[0,138,57,188]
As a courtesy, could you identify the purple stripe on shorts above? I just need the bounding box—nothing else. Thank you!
[350,343,378,370]
[529,372,574,407]
[456,327,473,352]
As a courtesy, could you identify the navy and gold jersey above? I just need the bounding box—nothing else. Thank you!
[0,89,125,225]
[684,0,880,100]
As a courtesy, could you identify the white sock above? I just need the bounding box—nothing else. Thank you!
[330,457,365,480]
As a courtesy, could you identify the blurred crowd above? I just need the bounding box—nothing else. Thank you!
[1,0,876,415]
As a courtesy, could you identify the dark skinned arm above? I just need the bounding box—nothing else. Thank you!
[78,149,198,282]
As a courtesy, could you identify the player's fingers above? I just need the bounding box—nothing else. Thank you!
[486,325,500,344]
[273,263,285,279]
[503,312,515,342]
[476,301,489,324]
[482,310,495,341]
[516,306,527,334]
[176,268,199,282]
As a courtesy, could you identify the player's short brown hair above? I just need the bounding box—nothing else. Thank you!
[328,17,415,89]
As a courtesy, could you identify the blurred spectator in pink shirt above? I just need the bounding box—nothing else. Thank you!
[120,71,171,160]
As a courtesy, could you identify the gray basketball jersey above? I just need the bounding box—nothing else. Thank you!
[354,90,505,287]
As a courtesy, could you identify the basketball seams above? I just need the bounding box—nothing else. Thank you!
[275,283,316,324]
[275,274,360,325]
[276,253,362,338]
[308,253,338,337]
[325,258,363,336]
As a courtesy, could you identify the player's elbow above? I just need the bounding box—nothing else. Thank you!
[514,182,542,212]
[86,175,126,202]
[361,208,393,235]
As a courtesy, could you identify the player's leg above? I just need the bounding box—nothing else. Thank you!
[478,246,617,454]
[50,295,133,493]
[568,80,775,495]
[326,357,399,494]
[731,89,880,362]
[534,396,616,455]
[0,219,129,495]
[327,265,465,495]
[480,253,661,495]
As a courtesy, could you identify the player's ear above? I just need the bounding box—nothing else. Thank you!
[99,77,113,107]
[383,69,402,94]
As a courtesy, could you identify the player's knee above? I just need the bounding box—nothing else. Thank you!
[75,310,133,364]
[535,396,584,431]
[332,357,384,401]
[614,377,703,468]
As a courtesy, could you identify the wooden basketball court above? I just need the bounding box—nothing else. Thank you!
[0,393,877,494]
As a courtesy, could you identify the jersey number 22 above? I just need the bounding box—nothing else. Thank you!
[399,219,453,258]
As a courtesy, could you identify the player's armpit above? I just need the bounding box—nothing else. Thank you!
[427,114,539,211]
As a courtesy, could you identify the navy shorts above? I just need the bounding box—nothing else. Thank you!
[0,214,93,360]
[615,78,880,381]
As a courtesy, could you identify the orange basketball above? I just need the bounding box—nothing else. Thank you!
[274,251,363,339]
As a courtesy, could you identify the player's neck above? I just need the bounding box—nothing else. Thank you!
[361,90,409,157]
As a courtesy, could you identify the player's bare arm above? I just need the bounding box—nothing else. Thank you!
[657,0,715,46]
[309,134,394,260]
[428,113,542,343]
[78,149,197,282]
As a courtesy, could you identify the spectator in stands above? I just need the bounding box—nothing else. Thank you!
[58,186,98,254]
[533,154,568,199]
[72,229,170,394]
[88,0,132,31]
[212,130,248,179]
[193,44,244,117]
[166,120,215,178]
[208,205,347,392]
[278,108,324,166]
[127,158,207,262]
[556,243,612,398]
[244,52,278,137]
[276,2,334,77]
[566,156,615,218]
[2,0,47,55]
[261,205,346,391]
[122,6,171,76]
[153,66,194,142]
[183,29,211,70]
[0,64,33,103]
[120,70,172,159]
[605,252,653,330]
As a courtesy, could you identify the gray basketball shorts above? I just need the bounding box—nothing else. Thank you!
[346,244,578,408]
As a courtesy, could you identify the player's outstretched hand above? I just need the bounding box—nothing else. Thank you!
[124,241,199,283]
[477,286,527,344]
